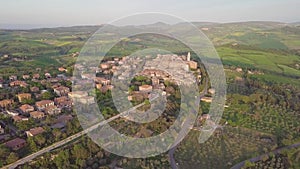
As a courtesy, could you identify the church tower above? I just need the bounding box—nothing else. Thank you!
[187,52,191,61]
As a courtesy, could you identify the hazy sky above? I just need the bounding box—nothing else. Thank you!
[0,0,299,28]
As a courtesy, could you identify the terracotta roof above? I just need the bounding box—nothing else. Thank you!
[36,100,54,107]
[0,99,14,107]
[54,86,69,91]
[26,127,45,136]
[29,111,45,118]
[54,96,68,103]
[10,81,28,87]
[139,85,153,91]
[58,67,67,72]
[45,105,59,111]
[12,115,22,122]
[19,104,34,112]
[0,99,14,104]
[33,74,40,79]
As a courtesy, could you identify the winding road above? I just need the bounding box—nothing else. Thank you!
[231,142,300,169]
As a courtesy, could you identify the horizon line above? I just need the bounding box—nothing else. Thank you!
[0,20,299,30]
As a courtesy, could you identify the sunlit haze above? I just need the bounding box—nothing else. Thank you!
[0,0,299,29]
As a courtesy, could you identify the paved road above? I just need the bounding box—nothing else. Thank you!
[231,142,300,169]
[168,145,179,169]
[2,100,153,169]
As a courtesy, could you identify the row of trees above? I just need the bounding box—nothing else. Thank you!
[20,136,171,169]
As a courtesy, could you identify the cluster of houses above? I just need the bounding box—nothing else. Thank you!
[0,69,76,151]
[73,53,207,105]
[1,88,72,123]
[113,53,199,86]
[0,52,216,152]
[0,58,122,151]
[112,53,201,102]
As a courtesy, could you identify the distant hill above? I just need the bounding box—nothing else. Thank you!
[28,25,102,33]
[290,22,300,26]
[0,21,300,83]
[1,21,300,56]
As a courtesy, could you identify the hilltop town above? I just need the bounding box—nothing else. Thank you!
[0,52,215,166]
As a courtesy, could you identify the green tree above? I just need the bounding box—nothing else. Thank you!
[52,128,62,141]
[28,137,38,152]
[144,99,150,105]
[54,150,70,168]
[244,160,255,168]
[6,152,19,164]
[41,91,54,100]
[0,145,9,166]
[21,98,35,105]
[35,134,46,146]
[72,144,89,160]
